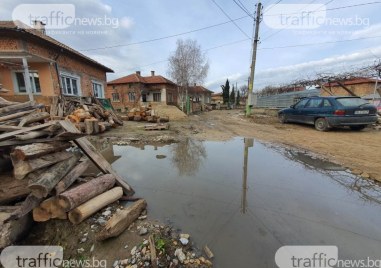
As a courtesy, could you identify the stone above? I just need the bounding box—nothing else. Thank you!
[124,245,129,249]
[102,210,112,217]
[141,247,147,255]
[144,262,150,266]
[143,240,148,245]
[77,248,84,254]
[83,232,88,236]
[120,259,129,265]
[97,218,107,225]
[139,227,148,236]
[112,260,118,267]
[90,244,95,253]
[172,259,179,266]
[174,248,186,263]
[180,233,190,239]
[131,265,138,268]
[179,238,189,245]
[361,172,370,179]
[80,237,87,243]
[138,215,147,220]
[131,246,137,255]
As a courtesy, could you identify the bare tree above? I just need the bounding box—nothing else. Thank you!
[171,138,206,176]
[167,39,209,110]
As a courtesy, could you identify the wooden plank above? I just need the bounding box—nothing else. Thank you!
[0,121,55,141]
[0,125,24,132]
[0,174,30,205]
[336,81,358,97]
[18,112,50,127]
[59,120,134,195]
[0,101,35,115]
[0,109,36,123]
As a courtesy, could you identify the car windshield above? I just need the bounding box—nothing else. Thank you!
[336,97,369,107]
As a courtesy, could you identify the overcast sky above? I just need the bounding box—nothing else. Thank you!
[1,0,381,92]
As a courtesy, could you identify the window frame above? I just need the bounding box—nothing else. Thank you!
[128,92,136,102]
[153,92,161,102]
[12,71,41,94]
[305,98,323,108]
[60,72,81,96]
[92,80,104,98]
[111,92,120,102]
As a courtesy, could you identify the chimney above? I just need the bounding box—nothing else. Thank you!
[151,71,155,76]
[136,71,141,76]
[33,20,46,34]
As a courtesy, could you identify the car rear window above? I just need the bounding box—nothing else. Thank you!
[336,98,369,107]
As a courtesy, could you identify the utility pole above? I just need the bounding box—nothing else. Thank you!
[246,1,262,116]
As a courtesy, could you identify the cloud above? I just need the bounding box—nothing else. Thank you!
[206,46,381,92]
[351,23,381,39]
[120,17,134,30]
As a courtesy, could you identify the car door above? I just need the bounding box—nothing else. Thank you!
[300,98,323,124]
[289,98,309,122]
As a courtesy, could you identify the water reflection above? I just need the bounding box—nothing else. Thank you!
[170,138,207,176]
[241,138,254,214]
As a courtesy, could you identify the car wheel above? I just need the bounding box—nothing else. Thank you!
[350,125,366,131]
[314,118,329,131]
[278,114,287,124]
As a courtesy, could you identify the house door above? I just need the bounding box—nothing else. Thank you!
[142,94,147,102]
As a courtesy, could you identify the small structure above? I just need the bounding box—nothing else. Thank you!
[0,21,113,104]
[106,71,178,112]
[187,84,213,104]
[321,78,380,97]
[211,92,223,104]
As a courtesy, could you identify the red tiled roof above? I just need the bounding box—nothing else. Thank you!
[108,73,176,86]
[212,92,223,97]
[0,21,113,72]
[323,78,377,87]
[188,85,213,94]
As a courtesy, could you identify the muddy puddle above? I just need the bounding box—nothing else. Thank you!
[102,137,381,268]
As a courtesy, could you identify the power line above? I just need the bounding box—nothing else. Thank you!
[262,0,282,14]
[210,0,251,38]
[261,0,335,42]
[81,15,249,51]
[233,0,254,19]
[263,1,381,16]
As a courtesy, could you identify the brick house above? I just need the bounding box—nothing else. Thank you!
[0,21,113,104]
[321,78,380,97]
[188,85,213,104]
[106,71,178,112]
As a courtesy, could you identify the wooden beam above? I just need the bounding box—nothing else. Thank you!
[0,121,55,141]
[0,109,36,123]
[0,101,35,115]
[59,120,134,195]
[336,81,357,96]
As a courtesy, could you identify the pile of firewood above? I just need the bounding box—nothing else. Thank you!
[0,98,140,248]
[122,106,169,123]
[50,96,123,134]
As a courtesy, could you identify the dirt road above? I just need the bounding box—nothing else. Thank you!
[107,109,381,181]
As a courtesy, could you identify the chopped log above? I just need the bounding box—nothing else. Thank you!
[99,123,106,133]
[0,109,36,123]
[96,199,147,241]
[0,121,55,142]
[32,207,50,222]
[59,120,134,195]
[18,112,50,127]
[28,153,81,198]
[58,174,115,211]
[55,160,91,194]
[0,101,35,115]
[144,123,169,131]
[12,142,71,161]
[11,151,72,180]
[0,125,24,132]
[0,207,32,249]
[68,187,123,224]
[133,116,142,121]
[85,119,94,134]
[98,122,111,131]
[5,194,43,222]
[0,97,20,107]
[149,235,158,268]
[33,197,67,221]
[14,131,49,140]
[0,174,30,205]
[92,119,99,134]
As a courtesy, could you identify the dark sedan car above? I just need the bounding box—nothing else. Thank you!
[278,96,378,131]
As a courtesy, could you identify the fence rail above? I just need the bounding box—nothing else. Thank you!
[255,89,320,108]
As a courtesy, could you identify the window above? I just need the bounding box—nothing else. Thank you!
[60,74,80,96]
[168,93,173,103]
[128,92,136,102]
[294,98,308,109]
[14,72,41,94]
[153,93,161,102]
[323,99,332,107]
[92,82,104,98]
[336,97,369,107]
[111,93,120,102]
[305,98,322,108]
